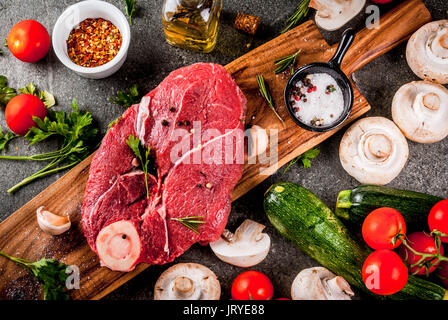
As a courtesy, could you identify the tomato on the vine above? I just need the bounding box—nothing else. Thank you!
[399,232,443,275]
[362,207,406,250]
[362,249,408,295]
[7,20,50,63]
[5,94,47,136]
[231,271,274,300]
[429,200,448,243]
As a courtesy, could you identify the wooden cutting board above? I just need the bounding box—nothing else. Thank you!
[0,0,431,300]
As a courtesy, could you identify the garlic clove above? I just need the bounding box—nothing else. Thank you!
[36,206,71,236]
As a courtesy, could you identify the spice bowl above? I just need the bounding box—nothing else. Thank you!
[284,28,356,132]
[52,0,131,79]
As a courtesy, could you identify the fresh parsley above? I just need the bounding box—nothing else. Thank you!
[0,99,99,193]
[0,127,17,152]
[126,135,151,198]
[283,148,320,174]
[0,251,70,300]
[0,75,17,106]
[19,83,56,108]
[109,84,142,108]
[124,0,136,25]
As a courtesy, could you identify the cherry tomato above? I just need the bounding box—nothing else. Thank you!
[429,200,448,243]
[437,260,448,289]
[5,94,47,136]
[398,232,443,275]
[362,207,406,250]
[231,271,274,300]
[362,249,408,295]
[7,20,50,63]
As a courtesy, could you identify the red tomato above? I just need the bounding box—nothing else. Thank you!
[437,260,448,289]
[362,249,408,295]
[362,207,406,250]
[429,200,448,243]
[5,94,47,136]
[371,0,393,3]
[7,20,50,63]
[399,232,443,275]
[231,271,274,300]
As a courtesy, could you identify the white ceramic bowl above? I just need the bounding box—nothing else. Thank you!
[52,0,131,79]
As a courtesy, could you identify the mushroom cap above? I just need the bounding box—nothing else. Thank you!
[209,219,271,268]
[36,206,71,236]
[96,220,142,272]
[406,20,448,84]
[392,81,448,143]
[291,267,354,300]
[339,117,409,185]
[154,263,221,300]
[310,0,366,31]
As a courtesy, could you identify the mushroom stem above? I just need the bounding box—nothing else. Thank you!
[173,276,195,299]
[364,133,393,161]
[422,92,441,111]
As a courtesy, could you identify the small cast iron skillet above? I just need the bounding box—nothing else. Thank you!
[284,28,356,132]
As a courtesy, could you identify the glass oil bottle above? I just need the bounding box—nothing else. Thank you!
[161,0,222,53]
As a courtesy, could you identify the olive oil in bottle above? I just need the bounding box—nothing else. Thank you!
[162,0,222,53]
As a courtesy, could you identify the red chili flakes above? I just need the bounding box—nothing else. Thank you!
[67,18,122,68]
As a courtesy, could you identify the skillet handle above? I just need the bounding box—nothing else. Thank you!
[329,28,356,69]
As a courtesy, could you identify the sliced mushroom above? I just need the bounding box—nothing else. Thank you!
[96,220,142,272]
[339,117,409,185]
[291,267,354,300]
[154,263,220,300]
[36,206,71,236]
[209,219,270,268]
[310,0,365,31]
[248,125,268,160]
[392,81,448,143]
[406,20,448,84]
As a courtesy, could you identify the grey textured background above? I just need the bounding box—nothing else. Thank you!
[0,0,447,300]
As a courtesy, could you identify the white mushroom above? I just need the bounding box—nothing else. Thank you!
[247,125,268,161]
[406,20,448,84]
[154,263,221,300]
[392,81,448,143]
[96,220,142,272]
[36,206,71,236]
[209,219,270,268]
[291,267,354,300]
[310,0,365,31]
[339,117,409,185]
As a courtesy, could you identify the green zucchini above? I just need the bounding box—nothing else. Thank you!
[335,185,444,227]
[264,182,447,300]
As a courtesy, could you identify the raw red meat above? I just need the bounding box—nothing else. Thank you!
[82,63,246,271]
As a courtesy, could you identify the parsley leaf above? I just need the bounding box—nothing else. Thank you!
[0,251,70,300]
[0,75,17,106]
[19,83,56,108]
[282,147,320,174]
[109,84,142,108]
[124,0,136,25]
[0,127,17,152]
[126,135,151,198]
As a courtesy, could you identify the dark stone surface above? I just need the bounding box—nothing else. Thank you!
[0,0,447,300]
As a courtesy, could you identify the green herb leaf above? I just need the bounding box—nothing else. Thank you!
[124,0,136,25]
[19,83,56,108]
[283,147,320,174]
[281,0,310,34]
[109,84,142,108]
[108,117,121,129]
[274,50,301,74]
[256,74,283,122]
[0,251,70,300]
[0,127,17,152]
[171,216,206,234]
[0,75,17,106]
[126,135,151,198]
[3,39,7,47]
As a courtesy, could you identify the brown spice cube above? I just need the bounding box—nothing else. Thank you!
[235,13,261,35]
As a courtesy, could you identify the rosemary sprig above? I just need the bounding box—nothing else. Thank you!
[274,50,301,74]
[281,0,311,34]
[256,74,283,122]
[171,216,206,234]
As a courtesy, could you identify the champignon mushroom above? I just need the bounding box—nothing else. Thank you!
[291,267,354,300]
[154,263,221,300]
[309,0,365,31]
[209,219,270,268]
[406,20,448,84]
[36,206,71,236]
[248,125,268,161]
[96,220,142,272]
[339,117,409,185]
[392,81,448,143]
